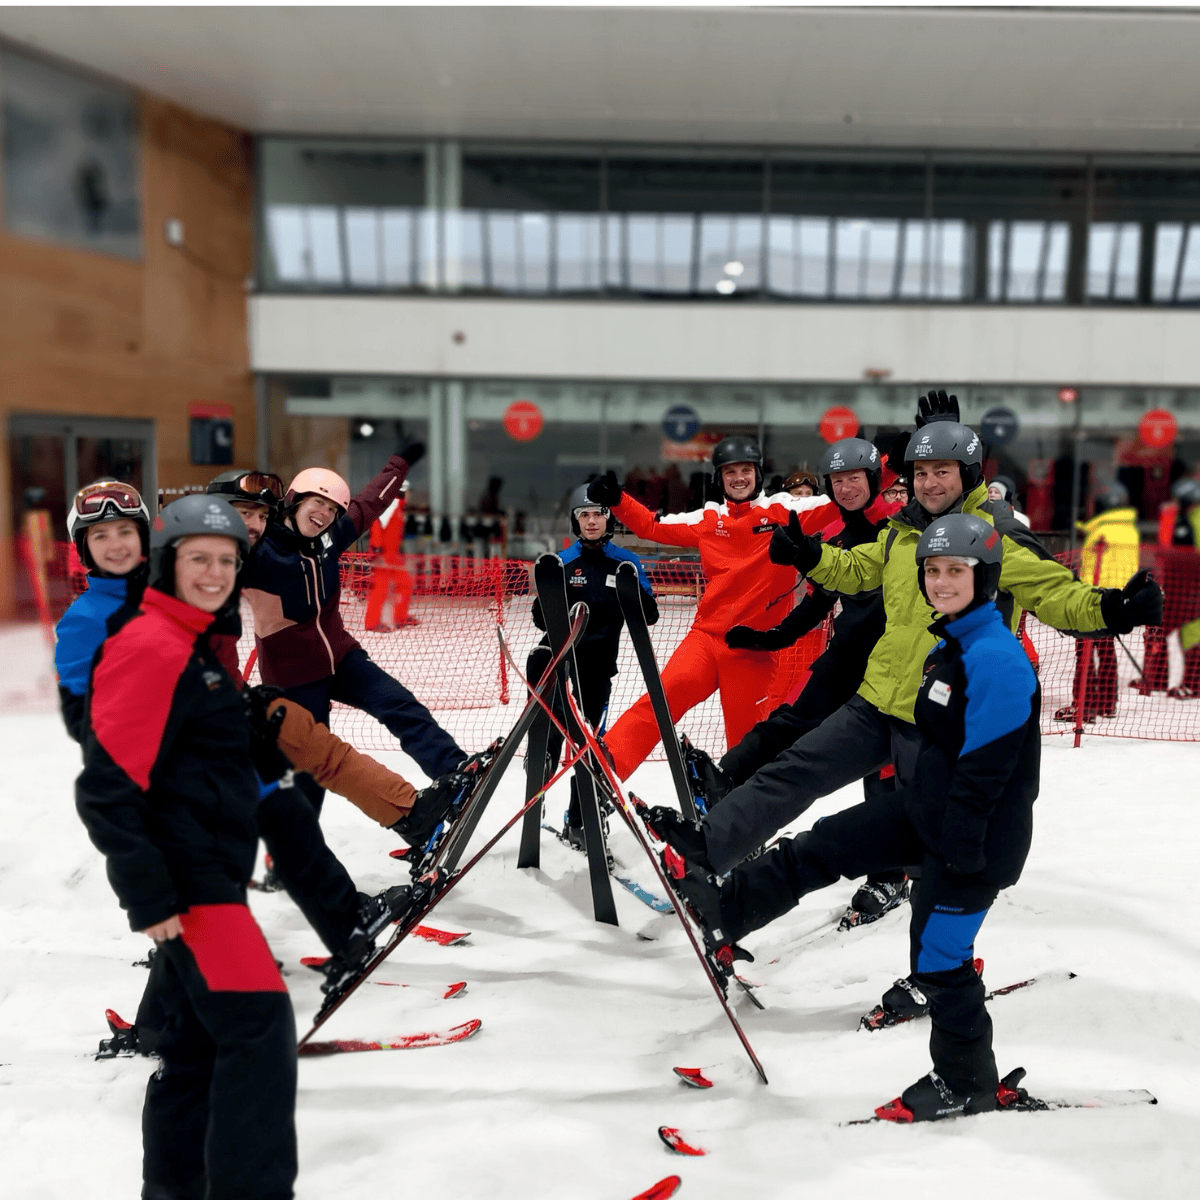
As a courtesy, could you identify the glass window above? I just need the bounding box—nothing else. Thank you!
[988,220,1070,302]
[1087,222,1141,300]
[1,47,140,258]
[259,139,426,289]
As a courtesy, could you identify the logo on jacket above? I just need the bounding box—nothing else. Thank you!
[929,679,952,706]
[569,569,585,586]
[201,669,224,692]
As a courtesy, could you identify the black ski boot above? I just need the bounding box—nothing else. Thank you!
[839,876,911,930]
[680,736,732,814]
[875,1070,998,1123]
[391,747,496,854]
[861,959,983,1030]
[319,885,413,998]
[643,805,716,875]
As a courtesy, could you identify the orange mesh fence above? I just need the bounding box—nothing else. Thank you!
[29,543,1200,754]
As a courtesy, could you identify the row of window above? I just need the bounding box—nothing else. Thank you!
[265,205,1200,304]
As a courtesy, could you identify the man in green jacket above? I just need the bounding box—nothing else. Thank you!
[649,402,1163,882]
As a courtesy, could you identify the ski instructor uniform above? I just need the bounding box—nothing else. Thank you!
[588,436,832,781]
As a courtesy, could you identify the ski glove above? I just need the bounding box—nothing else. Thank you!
[586,470,622,508]
[768,511,824,574]
[915,389,961,427]
[1099,568,1163,634]
[726,624,790,651]
[397,440,426,469]
[241,685,293,785]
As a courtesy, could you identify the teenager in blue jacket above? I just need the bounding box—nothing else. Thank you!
[670,513,1043,1122]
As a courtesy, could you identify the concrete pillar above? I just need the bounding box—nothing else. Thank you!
[446,379,466,521]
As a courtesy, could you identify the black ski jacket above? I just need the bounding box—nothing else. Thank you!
[909,602,1041,888]
[75,587,261,933]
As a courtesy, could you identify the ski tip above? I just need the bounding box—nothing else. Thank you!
[657,1126,707,1157]
[389,847,413,860]
[104,1008,133,1031]
[413,925,471,946]
[631,1176,682,1200]
[299,956,330,969]
[673,1067,714,1090]
[444,981,467,999]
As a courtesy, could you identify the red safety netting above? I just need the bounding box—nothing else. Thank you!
[25,542,1200,755]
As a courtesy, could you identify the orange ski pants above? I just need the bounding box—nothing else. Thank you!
[606,628,776,781]
[271,698,417,826]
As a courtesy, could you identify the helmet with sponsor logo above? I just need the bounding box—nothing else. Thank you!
[207,469,285,511]
[568,482,615,543]
[904,421,984,495]
[915,512,1003,609]
[148,494,250,598]
[820,438,882,504]
[711,435,763,501]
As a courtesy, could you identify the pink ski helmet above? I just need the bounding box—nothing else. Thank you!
[286,467,351,514]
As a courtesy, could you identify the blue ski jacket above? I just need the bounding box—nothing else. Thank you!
[55,574,133,743]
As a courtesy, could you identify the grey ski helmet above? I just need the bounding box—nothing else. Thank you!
[1092,482,1130,516]
[569,482,615,542]
[820,438,882,504]
[904,422,984,496]
[67,479,151,573]
[711,435,763,501]
[915,512,1003,609]
[1172,477,1200,509]
[149,494,250,597]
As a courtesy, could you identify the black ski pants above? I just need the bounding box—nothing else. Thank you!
[527,644,611,826]
[720,791,999,1098]
[703,694,923,875]
[283,646,464,813]
[139,908,297,1200]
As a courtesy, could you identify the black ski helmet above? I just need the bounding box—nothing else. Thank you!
[149,495,250,598]
[711,435,763,501]
[1092,482,1130,517]
[820,438,882,505]
[66,479,151,573]
[915,512,1003,611]
[1172,477,1200,509]
[568,482,615,542]
[206,469,285,511]
[904,422,984,497]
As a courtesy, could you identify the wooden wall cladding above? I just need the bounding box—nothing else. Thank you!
[0,92,257,616]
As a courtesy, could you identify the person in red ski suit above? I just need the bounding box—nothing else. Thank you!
[364,485,415,632]
[586,435,833,781]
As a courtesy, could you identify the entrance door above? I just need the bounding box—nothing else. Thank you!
[9,413,156,541]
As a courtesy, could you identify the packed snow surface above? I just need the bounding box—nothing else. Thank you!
[0,628,1196,1197]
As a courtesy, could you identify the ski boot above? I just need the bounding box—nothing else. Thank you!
[875,1070,998,1123]
[642,805,716,876]
[680,735,732,815]
[254,852,285,893]
[96,1009,142,1060]
[391,745,498,869]
[860,960,983,1031]
[1167,684,1200,700]
[839,876,911,930]
[317,885,413,1000]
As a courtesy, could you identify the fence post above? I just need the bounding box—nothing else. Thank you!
[495,559,509,705]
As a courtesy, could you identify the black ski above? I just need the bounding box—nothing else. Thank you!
[533,553,618,926]
[297,605,588,1048]
[613,560,696,819]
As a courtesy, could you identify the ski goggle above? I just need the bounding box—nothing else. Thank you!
[230,472,284,501]
[73,481,145,517]
[573,505,610,519]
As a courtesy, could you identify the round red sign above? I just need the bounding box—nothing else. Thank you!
[1139,408,1177,449]
[503,400,544,443]
[819,405,859,444]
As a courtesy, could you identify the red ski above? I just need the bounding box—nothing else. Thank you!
[673,1067,714,1090]
[413,925,471,947]
[657,1127,707,1156]
[298,1018,482,1057]
[632,1176,682,1200]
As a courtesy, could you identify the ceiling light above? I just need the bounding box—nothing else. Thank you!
[716,279,737,295]
[357,421,375,438]
[724,261,745,277]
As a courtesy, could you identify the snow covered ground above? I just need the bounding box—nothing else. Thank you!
[1,629,1197,1198]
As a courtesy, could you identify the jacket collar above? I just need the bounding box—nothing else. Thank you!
[1079,507,1138,534]
[929,601,1001,644]
[85,573,129,598]
[893,481,988,533]
[141,586,218,637]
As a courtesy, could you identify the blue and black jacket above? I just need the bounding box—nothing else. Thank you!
[909,601,1041,887]
[55,574,136,744]
[532,541,658,680]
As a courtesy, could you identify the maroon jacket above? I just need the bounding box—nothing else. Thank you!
[241,455,410,688]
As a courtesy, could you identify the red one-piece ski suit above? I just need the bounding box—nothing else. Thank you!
[606,489,833,780]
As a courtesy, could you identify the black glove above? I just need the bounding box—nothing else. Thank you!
[768,511,824,574]
[397,441,425,469]
[726,624,791,651]
[586,470,622,508]
[915,389,960,427]
[1099,568,1164,634]
[885,431,911,476]
[241,685,292,785]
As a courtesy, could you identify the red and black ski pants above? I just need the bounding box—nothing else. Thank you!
[139,904,297,1200]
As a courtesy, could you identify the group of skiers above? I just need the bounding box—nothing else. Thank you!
[60,390,1170,1196]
